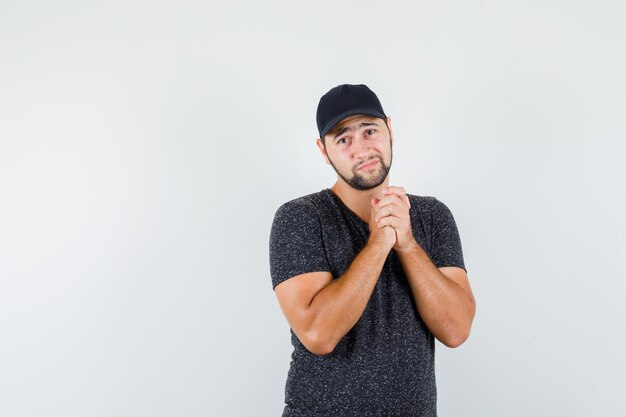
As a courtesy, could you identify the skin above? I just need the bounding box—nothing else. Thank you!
[274,114,476,355]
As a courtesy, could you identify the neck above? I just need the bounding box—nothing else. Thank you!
[330,177,390,224]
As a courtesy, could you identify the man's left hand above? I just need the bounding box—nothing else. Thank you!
[373,186,417,253]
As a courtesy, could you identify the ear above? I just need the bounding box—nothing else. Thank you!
[386,116,394,144]
[316,138,331,165]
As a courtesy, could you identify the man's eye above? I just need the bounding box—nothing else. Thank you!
[338,138,348,144]
[366,129,376,135]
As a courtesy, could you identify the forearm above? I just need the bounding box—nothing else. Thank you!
[396,241,475,347]
[307,241,389,354]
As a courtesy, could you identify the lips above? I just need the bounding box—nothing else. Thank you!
[358,159,379,170]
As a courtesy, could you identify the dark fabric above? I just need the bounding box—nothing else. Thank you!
[269,188,466,416]
[316,84,386,138]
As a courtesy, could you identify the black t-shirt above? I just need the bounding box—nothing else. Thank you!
[269,188,466,417]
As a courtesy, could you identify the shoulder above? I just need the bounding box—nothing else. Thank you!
[271,190,329,234]
[406,193,445,214]
[407,193,454,210]
[406,194,459,229]
[273,190,326,219]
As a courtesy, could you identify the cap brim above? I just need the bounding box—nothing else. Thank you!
[320,108,387,139]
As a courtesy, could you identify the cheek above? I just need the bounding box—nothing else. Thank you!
[334,149,352,160]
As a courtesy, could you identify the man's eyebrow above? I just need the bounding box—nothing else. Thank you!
[333,122,379,141]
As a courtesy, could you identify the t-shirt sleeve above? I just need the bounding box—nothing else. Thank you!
[429,198,467,272]
[269,201,332,290]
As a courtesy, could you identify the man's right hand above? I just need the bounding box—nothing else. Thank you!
[368,197,396,252]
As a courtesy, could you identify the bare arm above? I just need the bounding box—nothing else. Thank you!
[274,203,396,356]
[372,186,475,348]
[395,243,475,347]
[309,241,390,354]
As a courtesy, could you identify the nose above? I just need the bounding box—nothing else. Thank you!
[351,136,371,159]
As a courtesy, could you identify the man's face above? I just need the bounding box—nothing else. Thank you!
[317,115,393,191]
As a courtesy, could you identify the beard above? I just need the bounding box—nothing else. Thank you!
[327,140,393,191]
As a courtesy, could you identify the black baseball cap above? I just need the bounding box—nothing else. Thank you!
[316,84,387,139]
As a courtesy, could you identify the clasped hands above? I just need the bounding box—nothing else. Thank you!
[369,186,418,253]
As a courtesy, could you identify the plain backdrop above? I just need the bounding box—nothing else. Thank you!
[1,1,625,416]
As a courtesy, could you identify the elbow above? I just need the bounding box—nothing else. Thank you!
[443,300,476,348]
[303,329,336,356]
[308,343,335,356]
[441,330,469,348]
[440,322,472,348]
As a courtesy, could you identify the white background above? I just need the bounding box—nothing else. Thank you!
[1,1,625,416]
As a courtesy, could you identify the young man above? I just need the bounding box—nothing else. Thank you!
[269,84,475,416]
